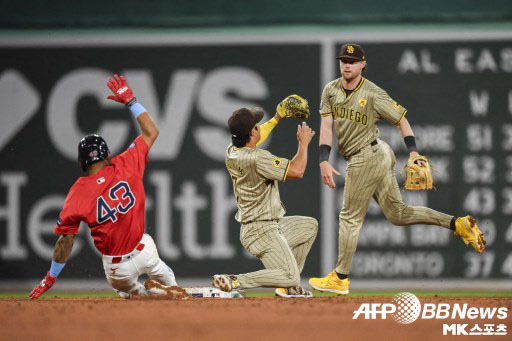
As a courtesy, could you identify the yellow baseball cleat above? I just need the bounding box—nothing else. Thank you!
[309,271,349,295]
[275,286,313,298]
[454,215,486,253]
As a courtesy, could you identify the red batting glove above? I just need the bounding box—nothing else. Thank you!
[29,272,57,299]
[106,74,135,105]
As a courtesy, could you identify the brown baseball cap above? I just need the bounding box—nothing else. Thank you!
[337,43,365,61]
[228,107,264,138]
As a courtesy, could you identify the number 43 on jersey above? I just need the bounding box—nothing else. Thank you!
[97,181,136,224]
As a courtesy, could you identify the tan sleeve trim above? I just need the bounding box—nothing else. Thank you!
[320,112,333,117]
[395,110,408,126]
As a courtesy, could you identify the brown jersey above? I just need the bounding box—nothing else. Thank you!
[320,77,407,158]
[225,144,290,224]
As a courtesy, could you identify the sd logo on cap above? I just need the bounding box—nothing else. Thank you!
[337,43,367,71]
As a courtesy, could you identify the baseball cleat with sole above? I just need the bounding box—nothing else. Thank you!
[212,274,240,292]
[454,215,486,253]
[143,279,190,299]
[309,271,349,295]
[275,286,313,298]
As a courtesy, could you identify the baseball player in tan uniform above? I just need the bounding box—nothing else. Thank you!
[309,43,486,295]
[212,105,318,298]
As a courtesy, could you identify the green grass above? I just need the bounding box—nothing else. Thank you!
[2,290,512,299]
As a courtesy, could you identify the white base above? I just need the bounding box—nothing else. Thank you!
[185,287,244,298]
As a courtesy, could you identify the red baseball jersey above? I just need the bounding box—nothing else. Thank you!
[54,136,149,256]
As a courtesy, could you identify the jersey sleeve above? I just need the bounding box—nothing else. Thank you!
[373,86,407,125]
[54,187,81,235]
[255,149,290,182]
[256,117,278,147]
[319,83,333,117]
[111,136,149,178]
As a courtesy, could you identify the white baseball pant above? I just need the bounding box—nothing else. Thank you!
[102,233,177,298]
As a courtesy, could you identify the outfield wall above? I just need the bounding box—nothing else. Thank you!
[1,29,512,290]
[2,0,511,28]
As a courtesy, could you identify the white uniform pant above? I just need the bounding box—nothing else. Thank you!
[102,234,177,298]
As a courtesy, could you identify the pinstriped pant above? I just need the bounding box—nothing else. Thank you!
[237,216,318,289]
[336,140,453,274]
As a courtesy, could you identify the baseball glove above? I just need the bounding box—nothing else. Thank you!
[403,155,434,190]
[276,94,310,120]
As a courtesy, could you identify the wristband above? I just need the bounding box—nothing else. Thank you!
[129,102,147,119]
[404,135,417,152]
[319,144,331,163]
[127,97,137,107]
[49,260,66,277]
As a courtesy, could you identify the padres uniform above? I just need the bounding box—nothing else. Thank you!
[225,141,318,288]
[320,77,453,274]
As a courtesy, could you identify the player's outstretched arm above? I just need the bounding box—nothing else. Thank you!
[29,235,75,299]
[106,74,159,149]
[397,116,424,166]
[286,122,316,179]
[135,111,159,150]
[256,112,282,147]
[319,115,340,188]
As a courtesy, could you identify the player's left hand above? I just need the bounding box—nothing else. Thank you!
[409,151,426,166]
[29,272,57,299]
[106,74,135,105]
[276,95,310,120]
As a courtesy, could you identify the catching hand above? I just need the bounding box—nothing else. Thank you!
[404,154,433,190]
[29,272,56,299]
[106,74,135,105]
[276,95,310,120]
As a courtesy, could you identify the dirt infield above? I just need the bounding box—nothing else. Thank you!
[1,296,511,340]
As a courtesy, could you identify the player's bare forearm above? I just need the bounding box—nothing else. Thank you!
[287,123,315,179]
[397,117,421,158]
[137,112,159,149]
[318,116,340,188]
[319,115,334,146]
[397,116,414,138]
[287,143,309,179]
[53,235,75,263]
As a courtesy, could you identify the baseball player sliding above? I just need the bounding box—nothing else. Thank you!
[309,44,486,295]
[213,97,318,298]
[29,74,186,299]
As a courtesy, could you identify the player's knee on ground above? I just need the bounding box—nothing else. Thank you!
[116,290,132,299]
[110,278,145,296]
